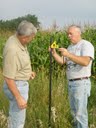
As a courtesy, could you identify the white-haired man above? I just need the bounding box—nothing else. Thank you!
[3,20,37,128]
[50,25,94,128]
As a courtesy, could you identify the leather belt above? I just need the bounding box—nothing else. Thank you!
[69,77,89,81]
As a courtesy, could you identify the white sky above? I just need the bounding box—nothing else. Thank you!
[0,0,96,29]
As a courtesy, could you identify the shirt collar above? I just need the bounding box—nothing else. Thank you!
[14,34,27,51]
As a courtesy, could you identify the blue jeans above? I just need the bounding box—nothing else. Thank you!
[3,80,29,128]
[68,78,91,128]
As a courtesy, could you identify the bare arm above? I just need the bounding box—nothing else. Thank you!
[59,48,91,66]
[67,53,91,66]
[50,48,65,65]
[4,77,27,109]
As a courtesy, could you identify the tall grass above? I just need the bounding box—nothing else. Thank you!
[0,69,8,128]
[24,70,72,128]
[0,70,96,128]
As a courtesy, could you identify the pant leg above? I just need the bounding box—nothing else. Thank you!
[3,80,29,128]
[68,79,91,128]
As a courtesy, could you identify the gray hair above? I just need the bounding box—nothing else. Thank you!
[68,25,82,34]
[17,20,37,36]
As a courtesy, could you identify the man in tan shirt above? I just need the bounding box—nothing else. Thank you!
[3,20,37,128]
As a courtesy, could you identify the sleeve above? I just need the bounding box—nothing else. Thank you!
[3,49,17,79]
[81,42,94,60]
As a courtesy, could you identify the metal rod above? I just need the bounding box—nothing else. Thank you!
[48,37,53,128]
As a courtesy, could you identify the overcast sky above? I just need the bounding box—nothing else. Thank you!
[0,0,96,29]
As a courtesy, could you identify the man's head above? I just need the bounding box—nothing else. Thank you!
[16,20,37,45]
[67,25,82,44]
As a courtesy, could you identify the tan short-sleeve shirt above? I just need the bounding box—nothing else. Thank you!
[3,35,32,80]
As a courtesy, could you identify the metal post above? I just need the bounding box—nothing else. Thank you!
[48,37,53,128]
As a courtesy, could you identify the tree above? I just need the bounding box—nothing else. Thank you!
[0,14,40,31]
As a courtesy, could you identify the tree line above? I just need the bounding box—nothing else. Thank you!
[0,14,40,31]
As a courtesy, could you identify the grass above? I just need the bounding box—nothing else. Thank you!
[0,69,8,128]
[0,70,96,128]
[24,71,72,128]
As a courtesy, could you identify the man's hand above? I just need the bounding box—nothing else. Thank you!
[49,47,56,55]
[16,95,27,109]
[58,48,70,57]
[48,47,65,65]
[30,71,36,79]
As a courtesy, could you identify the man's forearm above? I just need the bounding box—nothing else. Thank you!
[4,77,21,100]
[52,52,65,65]
[67,53,91,66]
